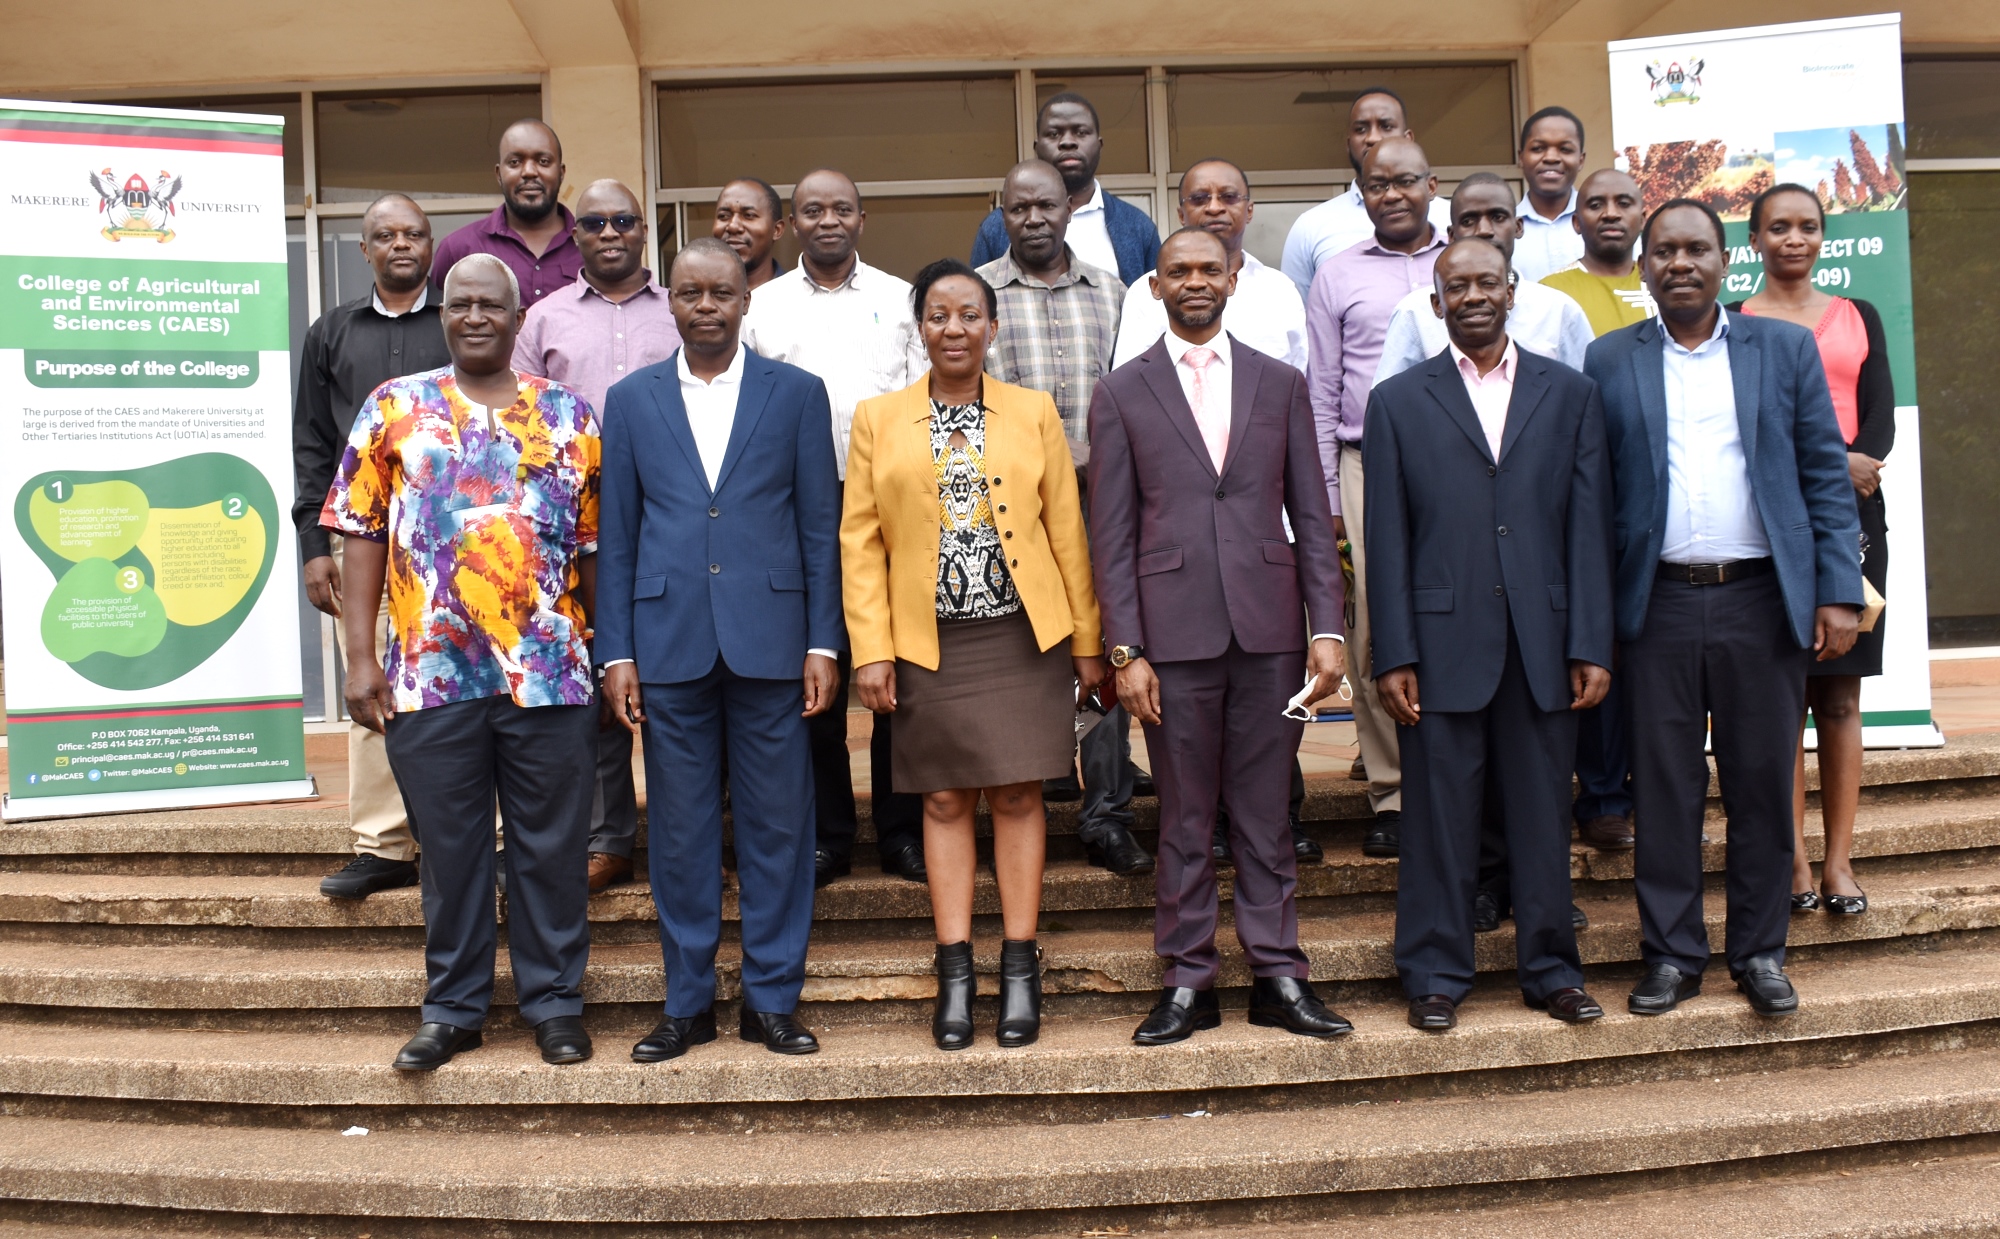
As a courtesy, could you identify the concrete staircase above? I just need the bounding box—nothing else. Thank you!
[1,733,1998,1236]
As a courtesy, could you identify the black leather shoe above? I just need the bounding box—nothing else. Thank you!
[1130,764,1156,798]
[1211,823,1234,867]
[1791,890,1822,913]
[1407,994,1457,1031]
[1132,986,1220,1046]
[1362,810,1400,858]
[741,1007,820,1054]
[1821,883,1867,916]
[631,1010,716,1062]
[1473,889,1503,933]
[813,848,850,889]
[1292,821,1324,865]
[1736,957,1799,1017]
[1042,773,1083,802]
[393,1022,481,1071]
[1571,903,1590,930]
[534,1015,592,1064]
[1084,825,1154,876]
[1528,987,1604,1023]
[996,939,1042,1048]
[880,841,929,883]
[321,854,418,901]
[1628,963,1702,1015]
[932,941,976,1051]
[1248,976,1351,1038]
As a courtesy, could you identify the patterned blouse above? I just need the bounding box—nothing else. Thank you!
[322,366,600,712]
[931,399,1020,620]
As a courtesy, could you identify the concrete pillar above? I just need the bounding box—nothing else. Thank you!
[544,64,648,209]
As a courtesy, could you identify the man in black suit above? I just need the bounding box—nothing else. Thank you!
[1364,238,1615,1031]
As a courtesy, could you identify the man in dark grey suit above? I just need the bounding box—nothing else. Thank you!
[1365,238,1616,1031]
[1587,200,1861,1018]
[1088,228,1350,1046]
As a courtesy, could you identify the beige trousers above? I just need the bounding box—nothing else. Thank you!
[1338,443,1403,815]
[329,536,415,860]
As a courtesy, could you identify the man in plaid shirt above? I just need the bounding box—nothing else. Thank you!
[976,158,1152,878]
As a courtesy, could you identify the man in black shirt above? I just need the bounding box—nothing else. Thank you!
[293,193,453,900]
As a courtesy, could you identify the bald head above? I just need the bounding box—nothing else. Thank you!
[1431,237,1512,352]
[1000,160,1071,271]
[496,119,564,225]
[1575,168,1645,267]
[576,178,641,217]
[791,168,865,278]
[1358,137,1437,247]
[360,193,433,294]
[572,180,646,288]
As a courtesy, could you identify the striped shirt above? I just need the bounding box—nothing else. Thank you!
[976,247,1124,443]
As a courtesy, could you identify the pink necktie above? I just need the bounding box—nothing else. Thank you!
[1183,346,1226,471]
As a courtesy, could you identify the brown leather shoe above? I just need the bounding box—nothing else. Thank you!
[1579,813,1635,851]
[1407,994,1457,1032]
[587,852,633,892]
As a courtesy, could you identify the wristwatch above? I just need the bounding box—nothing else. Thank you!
[1109,644,1145,668]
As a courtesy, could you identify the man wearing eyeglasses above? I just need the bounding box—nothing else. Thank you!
[1304,136,1450,863]
[512,179,681,894]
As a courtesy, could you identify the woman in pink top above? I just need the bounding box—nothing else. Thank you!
[1733,182,1895,918]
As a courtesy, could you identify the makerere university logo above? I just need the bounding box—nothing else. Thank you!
[88,168,183,242]
[1646,56,1706,106]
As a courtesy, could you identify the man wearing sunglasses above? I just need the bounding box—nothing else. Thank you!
[513,179,682,893]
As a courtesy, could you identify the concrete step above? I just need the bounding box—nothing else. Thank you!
[0,942,1989,1115]
[4,796,1996,933]
[2,1038,1999,1225]
[0,857,1993,1011]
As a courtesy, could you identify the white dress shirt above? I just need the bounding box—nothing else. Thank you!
[740,256,926,478]
[1449,340,1517,459]
[1280,184,1455,298]
[1063,181,1120,279]
[1513,189,1586,286]
[1660,308,1770,564]
[677,344,746,491]
[1373,279,1595,390]
[1113,250,1309,372]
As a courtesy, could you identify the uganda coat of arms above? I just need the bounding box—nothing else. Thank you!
[89,168,182,241]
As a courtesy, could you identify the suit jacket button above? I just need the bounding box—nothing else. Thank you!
[1498,526,1509,536]
[991,477,1001,486]
[1487,465,1496,476]
[1215,488,1225,499]
[1494,585,1505,595]
[710,564,721,574]
[997,503,1006,513]
[708,507,719,518]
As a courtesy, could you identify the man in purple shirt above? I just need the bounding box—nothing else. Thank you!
[1304,136,1448,860]
[431,119,582,309]
[512,178,681,893]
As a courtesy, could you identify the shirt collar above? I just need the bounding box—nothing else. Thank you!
[678,343,746,389]
[792,256,871,293]
[1363,226,1449,258]
[484,202,578,250]
[1450,339,1518,383]
[573,270,661,303]
[1517,187,1580,223]
[1162,328,1232,370]
[991,245,1105,289]
[370,284,428,317]
[1073,181,1106,217]
[1660,305,1731,356]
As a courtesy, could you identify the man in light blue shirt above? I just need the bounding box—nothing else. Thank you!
[1513,106,1588,284]
[1281,87,1453,299]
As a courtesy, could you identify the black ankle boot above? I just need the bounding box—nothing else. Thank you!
[933,941,976,1051]
[996,938,1042,1048]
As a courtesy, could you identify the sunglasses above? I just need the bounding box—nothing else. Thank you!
[577,213,642,234]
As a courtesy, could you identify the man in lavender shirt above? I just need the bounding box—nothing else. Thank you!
[513,179,681,892]
[432,119,581,309]
[1304,136,1448,859]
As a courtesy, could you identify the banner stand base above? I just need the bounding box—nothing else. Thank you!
[2,776,318,821]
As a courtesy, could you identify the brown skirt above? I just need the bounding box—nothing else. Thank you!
[891,609,1076,794]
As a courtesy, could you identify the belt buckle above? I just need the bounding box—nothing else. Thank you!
[1690,562,1724,586]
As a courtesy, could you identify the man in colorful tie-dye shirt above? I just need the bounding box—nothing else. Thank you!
[323,253,601,1073]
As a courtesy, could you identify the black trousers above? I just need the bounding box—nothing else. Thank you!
[1624,571,1810,978]
[1394,625,1583,1003]
[808,652,923,861]
[384,697,594,1030]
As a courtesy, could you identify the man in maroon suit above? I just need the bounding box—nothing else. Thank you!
[1088,227,1352,1044]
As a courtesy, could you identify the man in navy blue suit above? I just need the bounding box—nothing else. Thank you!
[597,237,845,1060]
[1586,200,1861,1019]
[1365,238,1615,1032]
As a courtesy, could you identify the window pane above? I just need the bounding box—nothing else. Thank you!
[1032,73,1149,175]
[1904,60,2000,159]
[1167,65,1515,173]
[319,213,485,311]
[658,78,1014,188]
[1909,172,2000,636]
[316,89,539,203]
[120,95,304,205]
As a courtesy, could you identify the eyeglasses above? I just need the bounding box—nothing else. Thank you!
[1181,190,1248,209]
[576,213,642,234]
[1359,174,1427,198]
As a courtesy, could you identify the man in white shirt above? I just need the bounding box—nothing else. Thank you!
[1513,106,1588,285]
[1114,159,1309,373]
[1280,87,1454,298]
[1374,172,1593,387]
[739,168,929,888]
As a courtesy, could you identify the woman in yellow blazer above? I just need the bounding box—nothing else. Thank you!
[842,258,1105,1052]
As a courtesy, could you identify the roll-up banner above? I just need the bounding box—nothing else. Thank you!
[1608,13,1941,749]
[0,100,314,818]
